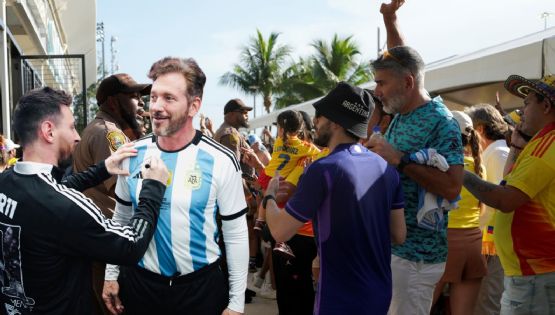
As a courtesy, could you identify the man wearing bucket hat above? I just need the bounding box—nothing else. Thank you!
[73,73,150,315]
[463,74,555,315]
[262,82,406,314]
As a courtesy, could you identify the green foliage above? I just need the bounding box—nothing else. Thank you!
[275,34,372,109]
[220,30,291,114]
[222,31,372,112]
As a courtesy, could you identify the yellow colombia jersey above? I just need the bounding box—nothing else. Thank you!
[496,122,555,276]
[264,136,320,178]
[448,156,484,229]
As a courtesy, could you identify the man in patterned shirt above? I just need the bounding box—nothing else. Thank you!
[464,74,555,315]
[367,1,463,314]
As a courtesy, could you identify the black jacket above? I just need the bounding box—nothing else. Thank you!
[0,161,165,315]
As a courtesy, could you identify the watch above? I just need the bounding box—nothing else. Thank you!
[262,194,276,209]
[396,153,411,172]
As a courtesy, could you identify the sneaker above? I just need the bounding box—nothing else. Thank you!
[253,273,265,289]
[259,282,276,300]
[273,242,295,260]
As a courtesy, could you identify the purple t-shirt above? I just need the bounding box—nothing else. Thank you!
[285,143,404,315]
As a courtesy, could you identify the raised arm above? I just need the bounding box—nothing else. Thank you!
[380,0,406,48]
[62,143,137,191]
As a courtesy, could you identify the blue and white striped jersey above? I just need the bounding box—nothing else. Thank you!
[112,131,247,276]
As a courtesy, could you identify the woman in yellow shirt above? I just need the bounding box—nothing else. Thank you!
[432,111,488,315]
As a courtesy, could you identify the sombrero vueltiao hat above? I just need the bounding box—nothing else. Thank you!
[504,74,555,105]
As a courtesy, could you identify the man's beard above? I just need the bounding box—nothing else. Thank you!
[382,93,406,114]
[58,155,73,171]
[240,119,249,129]
[121,106,141,134]
[153,113,188,137]
[314,122,332,147]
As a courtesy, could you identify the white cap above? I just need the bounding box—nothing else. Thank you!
[451,111,473,136]
[5,139,20,151]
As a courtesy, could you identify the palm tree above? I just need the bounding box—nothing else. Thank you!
[311,34,371,89]
[220,30,291,113]
[275,34,372,108]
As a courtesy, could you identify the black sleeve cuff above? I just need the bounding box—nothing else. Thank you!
[220,208,247,221]
[115,193,132,206]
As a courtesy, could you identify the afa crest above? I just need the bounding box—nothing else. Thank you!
[184,165,202,190]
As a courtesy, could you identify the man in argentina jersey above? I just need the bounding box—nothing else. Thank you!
[103,57,249,315]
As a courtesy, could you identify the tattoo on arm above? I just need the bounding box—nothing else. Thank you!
[463,170,501,209]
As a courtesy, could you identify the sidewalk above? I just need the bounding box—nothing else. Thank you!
[245,297,277,315]
[244,272,278,315]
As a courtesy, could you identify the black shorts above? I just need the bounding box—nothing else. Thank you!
[119,261,228,315]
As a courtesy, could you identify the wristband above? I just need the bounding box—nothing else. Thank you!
[262,195,276,209]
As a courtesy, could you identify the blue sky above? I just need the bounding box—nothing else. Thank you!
[97,0,555,128]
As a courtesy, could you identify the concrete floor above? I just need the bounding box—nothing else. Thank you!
[245,296,278,315]
[244,272,278,315]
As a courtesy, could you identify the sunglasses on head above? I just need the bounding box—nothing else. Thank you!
[381,50,403,64]
[379,50,414,77]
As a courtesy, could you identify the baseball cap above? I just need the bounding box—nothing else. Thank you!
[451,111,473,136]
[504,74,555,105]
[5,139,20,151]
[313,82,374,138]
[224,99,253,114]
[96,73,152,104]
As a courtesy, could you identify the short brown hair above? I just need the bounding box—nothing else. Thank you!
[147,57,206,100]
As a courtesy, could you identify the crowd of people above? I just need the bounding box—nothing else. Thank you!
[0,1,553,315]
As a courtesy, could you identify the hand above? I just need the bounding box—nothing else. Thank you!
[102,280,124,315]
[367,135,403,165]
[380,0,405,17]
[105,143,138,176]
[240,147,264,170]
[509,124,529,150]
[266,171,281,197]
[205,117,213,130]
[221,308,242,315]
[142,156,170,184]
[276,180,297,204]
[199,114,206,128]
[494,91,506,115]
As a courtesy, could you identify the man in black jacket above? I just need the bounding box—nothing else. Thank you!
[0,87,169,315]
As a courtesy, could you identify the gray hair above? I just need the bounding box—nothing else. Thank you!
[371,46,426,88]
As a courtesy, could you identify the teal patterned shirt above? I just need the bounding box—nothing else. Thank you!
[385,98,463,264]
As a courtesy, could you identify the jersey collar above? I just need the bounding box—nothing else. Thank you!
[14,161,54,175]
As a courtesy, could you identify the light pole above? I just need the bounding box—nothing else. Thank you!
[96,22,105,79]
[249,85,259,118]
[110,36,119,75]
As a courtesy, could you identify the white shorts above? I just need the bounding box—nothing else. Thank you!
[388,255,446,315]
